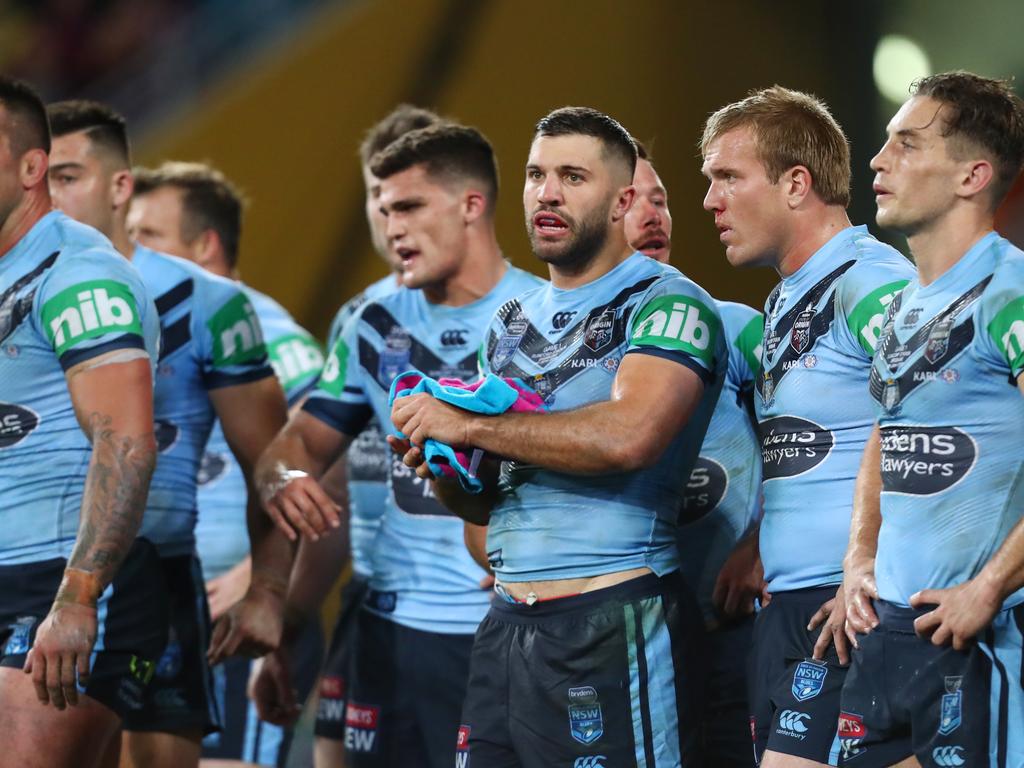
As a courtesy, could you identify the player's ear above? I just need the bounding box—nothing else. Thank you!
[783,165,813,209]
[462,189,489,224]
[111,169,133,209]
[191,229,223,271]
[957,158,995,203]
[20,147,47,188]
[610,184,636,223]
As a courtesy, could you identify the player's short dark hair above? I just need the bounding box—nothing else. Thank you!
[47,99,130,166]
[133,161,245,268]
[912,71,1024,206]
[635,140,653,162]
[369,123,499,213]
[534,107,638,177]
[701,85,851,207]
[0,76,50,154]
[359,104,443,166]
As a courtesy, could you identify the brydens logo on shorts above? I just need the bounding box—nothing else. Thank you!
[317,676,345,722]
[344,702,380,753]
[456,725,470,768]
[838,712,866,761]
[42,280,141,356]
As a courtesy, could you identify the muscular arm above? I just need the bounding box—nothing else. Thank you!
[253,410,353,539]
[392,354,706,475]
[65,356,157,593]
[211,377,292,595]
[27,356,156,708]
[910,372,1024,642]
[843,423,883,636]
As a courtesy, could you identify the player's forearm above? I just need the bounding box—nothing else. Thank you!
[280,529,349,646]
[66,413,156,597]
[845,425,883,568]
[246,489,297,596]
[466,401,661,475]
[432,476,495,526]
[256,427,332,500]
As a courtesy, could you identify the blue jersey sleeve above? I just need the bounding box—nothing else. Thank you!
[303,306,374,437]
[723,302,763,390]
[195,278,273,389]
[34,248,157,370]
[838,257,913,357]
[981,255,1024,379]
[626,274,723,385]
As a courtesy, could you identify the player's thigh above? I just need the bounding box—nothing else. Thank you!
[315,736,348,768]
[703,617,756,768]
[345,610,424,768]
[121,728,203,768]
[409,626,475,768]
[0,666,121,768]
[760,751,835,768]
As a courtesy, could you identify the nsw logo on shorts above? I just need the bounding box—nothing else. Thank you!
[567,686,603,745]
[2,615,36,655]
[792,660,827,702]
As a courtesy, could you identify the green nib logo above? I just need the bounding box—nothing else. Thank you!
[632,295,719,364]
[209,294,266,366]
[42,280,141,355]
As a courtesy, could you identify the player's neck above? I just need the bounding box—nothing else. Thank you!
[775,206,852,278]
[907,207,994,286]
[549,233,633,290]
[424,234,507,307]
[0,188,50,259]
[109,215,135,261]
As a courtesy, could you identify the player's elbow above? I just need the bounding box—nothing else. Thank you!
[603,428,668,472]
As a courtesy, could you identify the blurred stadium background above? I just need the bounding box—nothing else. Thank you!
[3,0,1022,341]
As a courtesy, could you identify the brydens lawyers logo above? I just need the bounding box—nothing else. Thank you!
[456,725,470,768]
[319,676,344,699]
[344,702,380,753]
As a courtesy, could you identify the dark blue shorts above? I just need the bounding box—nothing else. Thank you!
[701,615,756,767]
[344,606,475,768]
[122,554,221,735]
[461,571,706,768]
[748,585,846,765]
[840,599,1024,767]
[314,573,368,740]
[0,538,168,717]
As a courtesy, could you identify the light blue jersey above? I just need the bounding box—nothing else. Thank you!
[0,211,159,565]
[678,301,763,621]
[871,233,1024,608]
[132,245,274,557]
[195,286,324,580]
[326,274,401,579]
[756,225,914,592]
[304,266,543,633]
[481,253,726,582]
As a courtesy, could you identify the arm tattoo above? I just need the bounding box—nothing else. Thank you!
[66,413,156,588]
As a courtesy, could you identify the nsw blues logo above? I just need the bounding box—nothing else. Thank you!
[939,676,962,735]
[492,319,527,372]
[792,661,827,702]
[567,686,603,745]
[3,616,36,655]
[377,328,411,386]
